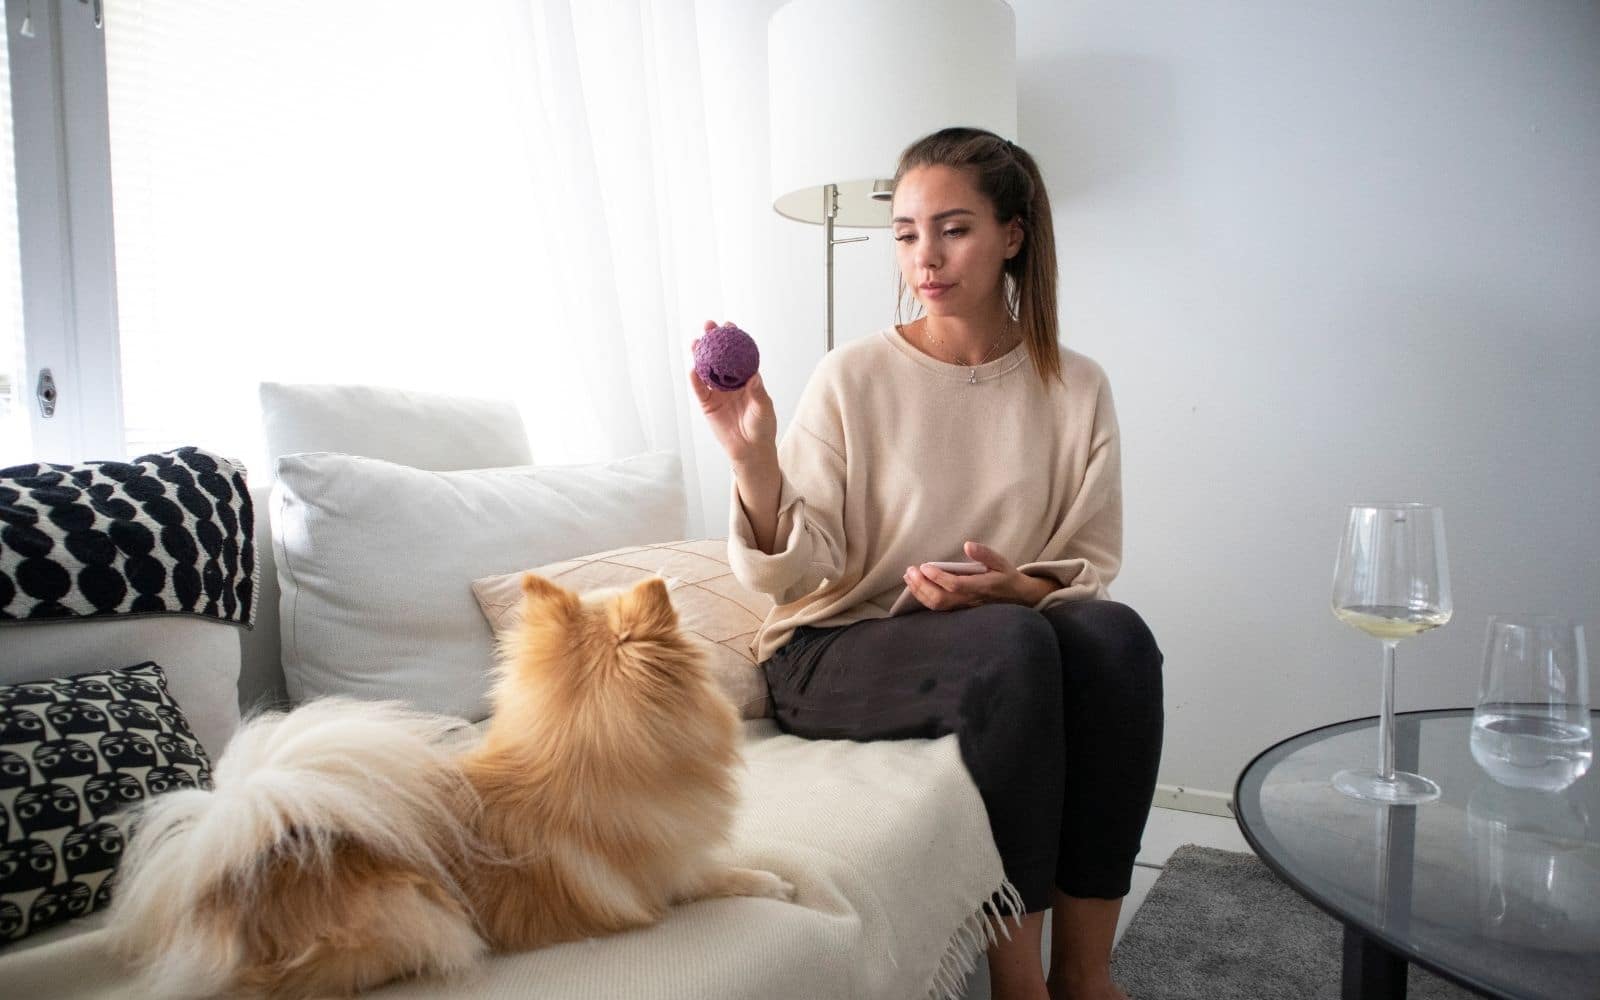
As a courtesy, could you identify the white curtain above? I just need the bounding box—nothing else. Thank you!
[104,0,714,519]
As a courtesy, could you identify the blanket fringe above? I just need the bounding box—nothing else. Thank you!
[925,878,1026,1000]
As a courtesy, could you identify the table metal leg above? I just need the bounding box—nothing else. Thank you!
[1342,924,1407,999]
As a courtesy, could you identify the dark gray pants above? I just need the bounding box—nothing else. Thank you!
[762,600,1164,913]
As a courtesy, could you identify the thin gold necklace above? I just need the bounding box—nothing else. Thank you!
[920,323,1020,385]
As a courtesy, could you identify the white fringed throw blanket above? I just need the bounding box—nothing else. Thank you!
[1,720,1014,999]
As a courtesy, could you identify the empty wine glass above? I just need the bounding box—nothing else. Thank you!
[1330,502,1452,804]
[1470,615,1592,791]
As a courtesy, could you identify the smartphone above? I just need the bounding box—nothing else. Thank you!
[888,560,988,616]
[923,560,987,575]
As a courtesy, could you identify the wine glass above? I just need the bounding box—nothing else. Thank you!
[1330,502,1452,804]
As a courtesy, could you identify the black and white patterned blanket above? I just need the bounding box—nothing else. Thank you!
[0,447,256,627]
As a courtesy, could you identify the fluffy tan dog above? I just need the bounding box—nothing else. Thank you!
[106,574,792,998]
[458,573,794,948]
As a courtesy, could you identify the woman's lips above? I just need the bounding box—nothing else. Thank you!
[920,282,951,299]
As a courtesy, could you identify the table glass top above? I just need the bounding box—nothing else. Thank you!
[1235,709,1600,1000]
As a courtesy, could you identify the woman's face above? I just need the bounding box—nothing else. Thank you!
[892,165,1022,320]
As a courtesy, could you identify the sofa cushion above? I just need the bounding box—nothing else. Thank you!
[259,382,534,474]
[0,448,256,626]
[472,539,773,719]
[272,451,688,721]
[241,383,542,715]
[0,662,211,946]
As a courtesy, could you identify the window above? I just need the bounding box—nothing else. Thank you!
[7,0,713,484]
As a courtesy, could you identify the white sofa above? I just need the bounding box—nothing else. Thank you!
[0,384,1010,1000]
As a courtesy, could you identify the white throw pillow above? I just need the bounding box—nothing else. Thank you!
[272,451,688,720]
[249,382,537,714]
[259,382,534,474]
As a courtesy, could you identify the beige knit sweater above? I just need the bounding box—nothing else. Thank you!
[728,325,1122,664]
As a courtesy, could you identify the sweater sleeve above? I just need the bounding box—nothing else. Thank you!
[1018,371,1123,607]
[726,375,849,606]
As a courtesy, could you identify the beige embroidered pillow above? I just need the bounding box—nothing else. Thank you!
[471,539,773,719]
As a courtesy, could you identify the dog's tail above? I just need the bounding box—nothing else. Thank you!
[105,697,486,998]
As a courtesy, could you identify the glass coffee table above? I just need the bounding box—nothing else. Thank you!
[1234,709,1599,1000]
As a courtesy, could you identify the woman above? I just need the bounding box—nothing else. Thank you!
[689,127,1163,1000]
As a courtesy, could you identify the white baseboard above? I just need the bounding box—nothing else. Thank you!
[1152,783,1233,818]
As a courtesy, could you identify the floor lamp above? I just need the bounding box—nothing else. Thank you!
[767,0,1017,352]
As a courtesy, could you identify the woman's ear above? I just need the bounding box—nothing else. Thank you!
[1004,217,1025,259]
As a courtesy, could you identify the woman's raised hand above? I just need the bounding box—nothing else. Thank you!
[689,319,777,466]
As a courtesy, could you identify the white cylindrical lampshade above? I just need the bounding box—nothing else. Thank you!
[768,0,1017,227]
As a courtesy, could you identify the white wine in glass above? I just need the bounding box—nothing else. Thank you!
[1332,605,1453,641]
[1330,502,1452,804]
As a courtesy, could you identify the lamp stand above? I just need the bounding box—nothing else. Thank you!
[823,183,868,353]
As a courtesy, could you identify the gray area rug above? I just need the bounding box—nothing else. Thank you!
[1110,845,1475,1000]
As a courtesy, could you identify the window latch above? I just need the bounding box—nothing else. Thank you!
[37,368,57,418]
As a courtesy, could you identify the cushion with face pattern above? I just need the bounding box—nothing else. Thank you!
[0,661,208,946]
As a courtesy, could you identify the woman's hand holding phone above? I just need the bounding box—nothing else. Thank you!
[899,541,1057,613]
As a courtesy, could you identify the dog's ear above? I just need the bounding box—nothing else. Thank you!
[520,573,579,623]
[605,576,677,643]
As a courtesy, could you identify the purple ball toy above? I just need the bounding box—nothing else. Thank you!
[694,323,760,391]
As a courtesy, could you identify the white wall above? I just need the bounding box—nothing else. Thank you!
[693,0,1600,794]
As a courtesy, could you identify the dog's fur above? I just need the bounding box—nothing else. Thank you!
[106,574,793,998]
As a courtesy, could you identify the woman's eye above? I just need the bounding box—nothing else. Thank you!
[894,233,914,242]
[944,228,966,237]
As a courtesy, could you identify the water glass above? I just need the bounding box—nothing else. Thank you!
[1470,615,1593,791]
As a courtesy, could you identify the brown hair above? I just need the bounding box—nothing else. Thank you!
[892,126,1062,386]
